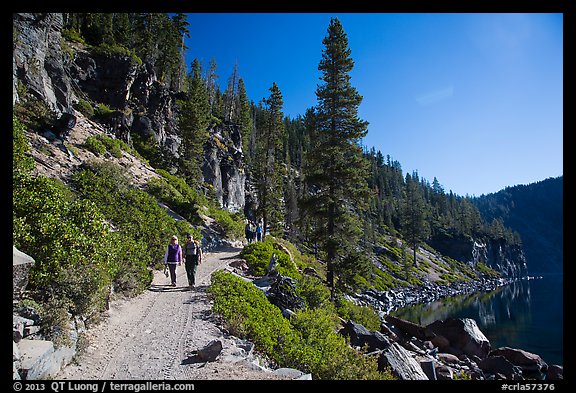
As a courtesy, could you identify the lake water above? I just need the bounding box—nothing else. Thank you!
[389,274,564,366]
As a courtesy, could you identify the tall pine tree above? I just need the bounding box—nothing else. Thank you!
[301,17,370,297]
[254,82,285,236]
[178,59,210,184]
[400,172,430,266]
[254,82,285,239]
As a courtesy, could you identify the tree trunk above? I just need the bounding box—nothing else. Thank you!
[327,200,336,298]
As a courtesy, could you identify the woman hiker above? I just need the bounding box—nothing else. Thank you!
[163,235,183,287]
[184,233,202,288]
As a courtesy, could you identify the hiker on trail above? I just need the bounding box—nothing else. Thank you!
[184,233,202,288]
[163,235,183,287]
[245,221,253,244]
[256,221,263,242]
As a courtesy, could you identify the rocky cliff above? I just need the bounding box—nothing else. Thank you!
[13,12,247,214]
[13,13,74,115]
[427,233,527,278]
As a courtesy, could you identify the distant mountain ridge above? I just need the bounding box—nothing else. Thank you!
[472,176,563,275]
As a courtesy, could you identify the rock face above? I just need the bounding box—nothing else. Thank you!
[68,42,183,163]
[370,315,561,380]
[14,12,247,214]
[13,246,35,301]
[428,232,527,277]
[202,122,246,213]
[13,248,83,380]
[13,13,74,115]
[425,318,491,359]
[378,342,429,380]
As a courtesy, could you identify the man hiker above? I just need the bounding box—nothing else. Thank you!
[184,234,202,288]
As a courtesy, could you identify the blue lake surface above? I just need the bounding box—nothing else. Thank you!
[389,274,564,366]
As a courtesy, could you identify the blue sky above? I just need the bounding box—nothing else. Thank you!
[183,13,563,197]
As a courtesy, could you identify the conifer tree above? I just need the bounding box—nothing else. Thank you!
[178,59,210,184]
[254,82,285,239]
[301,18,370,297]
[237,78,253,161]
[400,172,430,266]
[223,61,239,123]
[205,58,220,116]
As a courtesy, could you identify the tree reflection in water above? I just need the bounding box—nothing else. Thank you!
[389,276,563,366]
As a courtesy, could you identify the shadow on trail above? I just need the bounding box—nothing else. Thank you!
[180,354,205,366]
[208,245,243,257]
[148,284,194,293]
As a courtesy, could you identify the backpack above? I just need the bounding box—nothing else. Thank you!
[187,240,200,255]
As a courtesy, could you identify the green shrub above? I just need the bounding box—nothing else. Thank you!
[97,134,125,158]
[290,308,391,380]
[241,238,298,278]
[476,261,500,278]
[84,135,107,156]
[13,95,57,131]
[146,174,202,226]
[93,103,114,119]
[13,115,35,175]
[207,208,245,240]
[335,295,381,331]
[296,275,332,310]
[208,271,394,380]
[61,28,86,44]
[71,161,195,268]
[147,169,245,240]
[91,43,142,66]
[73,99,94,118]
[13,172,117,318]
[208,270,297,355]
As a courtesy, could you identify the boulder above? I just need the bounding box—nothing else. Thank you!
[478,355,522,380]
[267,253,279,276]
[425,318,491,359]
[13,316,35,343]
[18,339,56,380]
[385,315,427,340]
[420,359,437,380]
[546,364,563,380]
[273,368,312,380]
[53,111,77,138]
[13,246,35,301]
[197,339,223,362]
[489,347,547,373]
[377,342,429,380]
[339,320,391,352]
[266,275,305,312]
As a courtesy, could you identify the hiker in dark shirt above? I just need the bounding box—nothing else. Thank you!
[184,234,202,288]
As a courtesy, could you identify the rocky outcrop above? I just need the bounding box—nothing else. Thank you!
[424,317,491,359]
[202,122,246,213]
[341,315,562,380]
[13,248,83,380]
[13,13,74,115]
[356,276,512,315]
[13,246,35,301]
[14,13,247,214]
[428,232,527,277]
[68,42,183,161]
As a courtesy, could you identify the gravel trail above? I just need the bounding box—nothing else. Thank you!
[56,246,288,380]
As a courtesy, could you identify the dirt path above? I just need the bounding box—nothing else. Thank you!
[56,246,288,380]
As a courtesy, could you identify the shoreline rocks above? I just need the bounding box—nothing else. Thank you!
[354,276,514,315]
[340,314,563,381]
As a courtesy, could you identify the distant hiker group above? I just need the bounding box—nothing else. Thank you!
[163,234,202,289]
[245,220,263,244]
